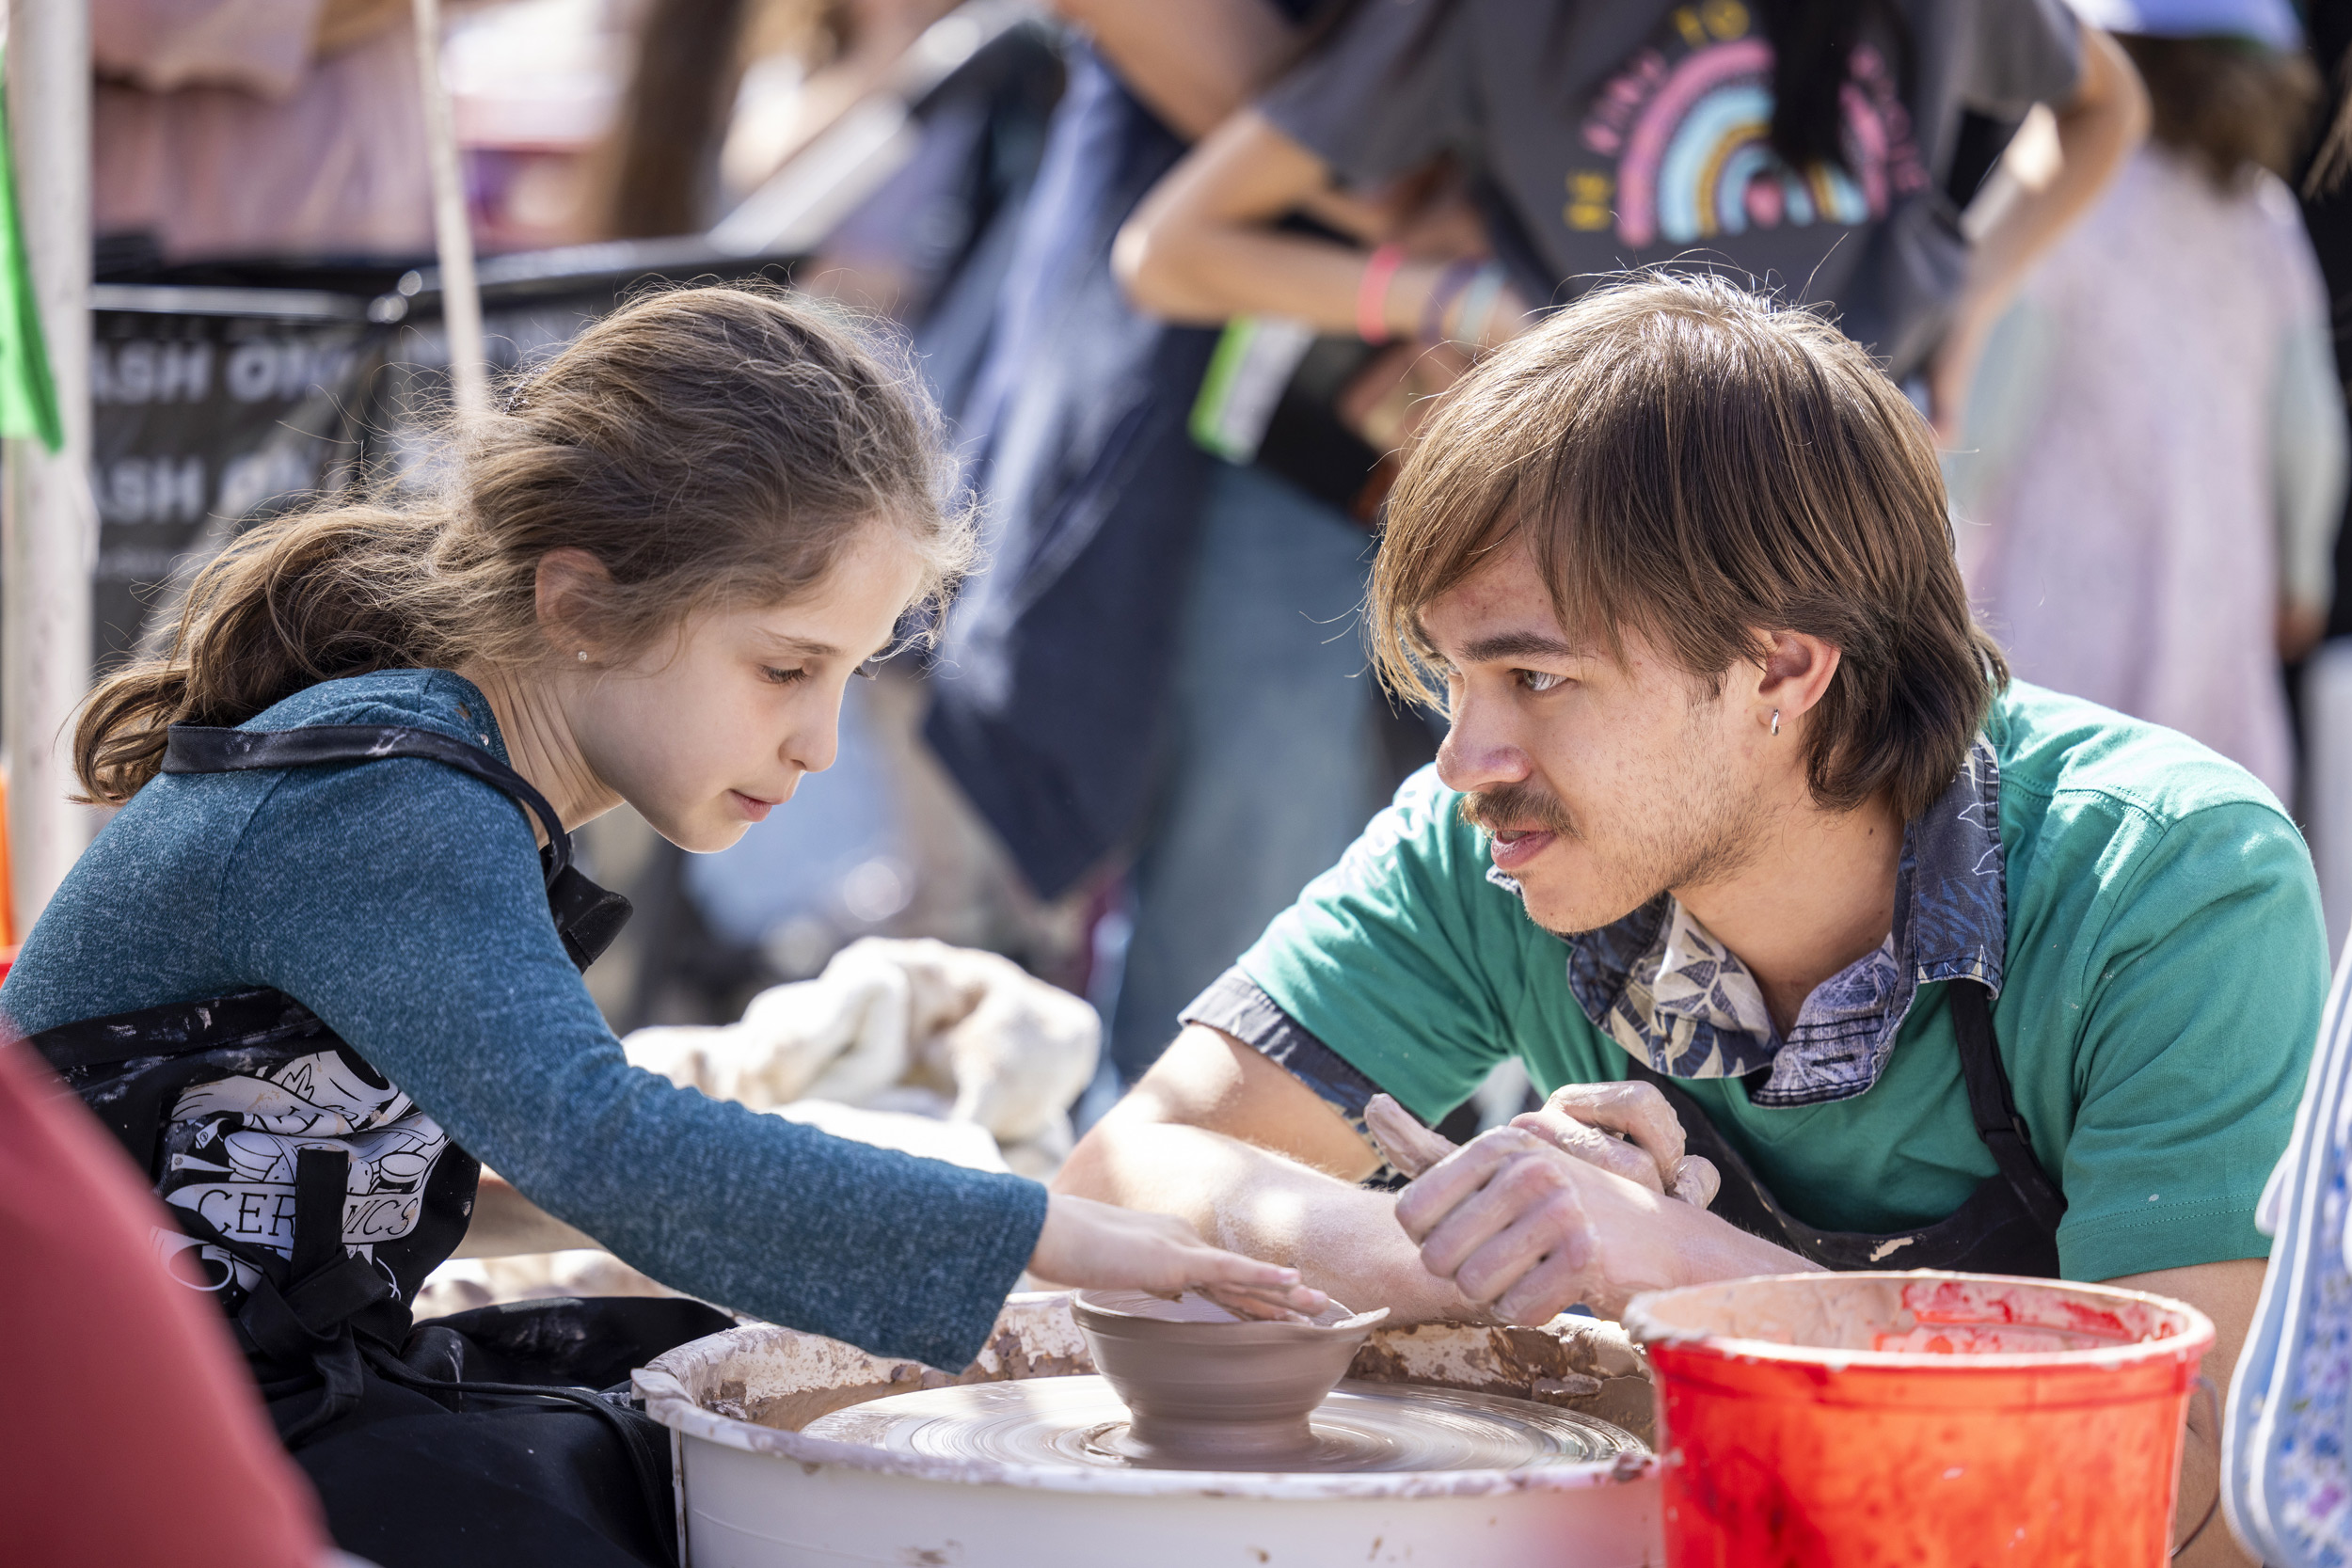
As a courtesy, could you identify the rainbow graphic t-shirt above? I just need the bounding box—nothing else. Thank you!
[1261,0,2080,372]
[1569,7,1927,251]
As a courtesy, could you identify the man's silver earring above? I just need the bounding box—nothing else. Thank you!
[1771,708,1780,736]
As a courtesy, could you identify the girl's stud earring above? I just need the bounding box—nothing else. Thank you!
[577,650,589,662]
[1771,708,1780,736]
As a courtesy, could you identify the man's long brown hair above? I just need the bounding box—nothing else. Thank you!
[1370,274,2005,825]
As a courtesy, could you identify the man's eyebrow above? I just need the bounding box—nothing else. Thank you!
[1457,630,1588,664]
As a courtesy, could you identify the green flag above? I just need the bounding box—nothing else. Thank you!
[0,55,61,454]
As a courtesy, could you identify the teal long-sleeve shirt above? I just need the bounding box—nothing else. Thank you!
[1,668,1049,1370]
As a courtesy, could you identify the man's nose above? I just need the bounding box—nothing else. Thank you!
[1436,695,1533,794]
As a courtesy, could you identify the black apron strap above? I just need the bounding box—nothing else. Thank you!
[160,721,631,970]
[163,723,572,884]
[238,1147,402,1443]
[292,1147,349,1279]
[1947,979,2069,1234]
[1618,977,2064,1276]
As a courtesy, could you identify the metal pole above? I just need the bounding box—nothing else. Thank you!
[413,0,487,420]
[4,0,95,936]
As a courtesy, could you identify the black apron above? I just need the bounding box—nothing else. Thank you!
[1625,980,2067,1275]
[29,721,730,1568]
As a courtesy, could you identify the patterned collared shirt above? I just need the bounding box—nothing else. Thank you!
[1497,736,2008,1107]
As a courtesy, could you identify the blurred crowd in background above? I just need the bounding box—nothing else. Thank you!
[81,0,2352,1138]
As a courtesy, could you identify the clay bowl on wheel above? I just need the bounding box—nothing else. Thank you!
[1072,1290,1390,1465]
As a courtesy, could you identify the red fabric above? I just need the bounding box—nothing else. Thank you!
[0,1037,329,1568]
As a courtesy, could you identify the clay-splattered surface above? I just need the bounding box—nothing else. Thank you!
[801,1374,1645,1473]
[732,1321,1096,1432]
[1350,1319,1655,1447]
[637,1292,1661,1501]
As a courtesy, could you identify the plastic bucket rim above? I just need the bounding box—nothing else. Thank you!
[1623,1270,2217,1376]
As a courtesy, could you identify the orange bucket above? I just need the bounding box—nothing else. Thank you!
[1624,1272,2213,1566]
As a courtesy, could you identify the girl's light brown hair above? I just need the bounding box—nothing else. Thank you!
[1370,274,2005,824]
[76,284,970,805]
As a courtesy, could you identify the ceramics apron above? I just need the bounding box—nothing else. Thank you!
[1625,981,2068,1275]
[28,721,730,1568]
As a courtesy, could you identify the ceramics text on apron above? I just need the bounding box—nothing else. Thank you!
[1625,981,2068,1276]
[28,722,633,1437]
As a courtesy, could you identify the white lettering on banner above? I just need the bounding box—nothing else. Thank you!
[93,340,215,404]
[226,340,357,404]
[95,455,207,526]
[168,1182,427,1255]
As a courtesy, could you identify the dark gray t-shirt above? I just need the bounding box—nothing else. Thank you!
[1262,0,2081,374]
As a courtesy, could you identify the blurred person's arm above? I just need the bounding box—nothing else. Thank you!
[1113,0,1523,338]
[0,1040,334,1568]
[1929,22,2148,436]
[2106,1259,2262,1567]
[2273,321,2348,661]
[1115,108,1526,341]
[1050,0,1300,140]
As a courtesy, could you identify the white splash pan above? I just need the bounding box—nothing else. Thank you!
[635,1291,1661,1567]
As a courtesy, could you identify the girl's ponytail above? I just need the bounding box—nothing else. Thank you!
[74,506,442,804]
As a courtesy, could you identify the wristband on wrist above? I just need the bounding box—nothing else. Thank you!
[1356,243,1406,344]
[1454,261,1509,347]
[1421,257,1482,344]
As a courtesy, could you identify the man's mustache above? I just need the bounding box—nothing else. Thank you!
[1458,782,1579,839]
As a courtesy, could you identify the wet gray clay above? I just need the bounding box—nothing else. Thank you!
[1072,1291,1390,1464]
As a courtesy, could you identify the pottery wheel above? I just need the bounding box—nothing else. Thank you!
[802,1375,1645,1474]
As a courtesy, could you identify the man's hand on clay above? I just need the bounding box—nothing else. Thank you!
[1365,1089,1718,1210]
[1390,1125,1681,1323]
[1026,1192,1329,1322]
[1363,1093,1458,1180]
[1511,1084,1720,1209]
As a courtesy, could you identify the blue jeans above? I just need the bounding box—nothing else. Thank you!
[1105,463,1391,1082]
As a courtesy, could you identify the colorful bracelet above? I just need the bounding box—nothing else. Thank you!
[1356,243,1406,344]
[1421,257,1483,344]
[1454,261,1509,348]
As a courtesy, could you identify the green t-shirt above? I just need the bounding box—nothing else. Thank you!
[1233,682,2327,1282]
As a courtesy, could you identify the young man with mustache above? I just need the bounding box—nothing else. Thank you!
[1055,274,2324,1565]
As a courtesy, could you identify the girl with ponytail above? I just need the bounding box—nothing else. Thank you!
[6,286,1316,1567]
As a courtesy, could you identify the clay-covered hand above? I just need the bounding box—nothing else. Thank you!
[1362,1093,1457,1180]
[1365,1088,1717,1210]
[1510,1083,1719,1210]
[1027,1193,1329,1322]
[1391,1125,1698,1323]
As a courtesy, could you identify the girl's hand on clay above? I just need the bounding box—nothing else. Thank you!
[1028,1193,1329,1322]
